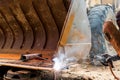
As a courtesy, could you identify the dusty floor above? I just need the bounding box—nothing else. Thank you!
[61,61,120,80]
[61,45,120,80]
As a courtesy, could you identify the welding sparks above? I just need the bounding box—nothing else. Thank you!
[53,46,79,71]
[53,0,91,71]
[53,48,78,71]
[53,45,91,71]
[53,53,66,71]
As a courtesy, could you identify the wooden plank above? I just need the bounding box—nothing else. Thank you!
[32,0,59,50]
[9,0,34,49]
[19,0,46,50]
[47,0,67,32]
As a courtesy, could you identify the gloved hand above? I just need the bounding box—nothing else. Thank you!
[99,54,114,68]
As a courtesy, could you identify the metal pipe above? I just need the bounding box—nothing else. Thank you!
[20,53,42,61]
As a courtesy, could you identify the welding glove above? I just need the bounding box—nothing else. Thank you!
[98,54,114,68]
